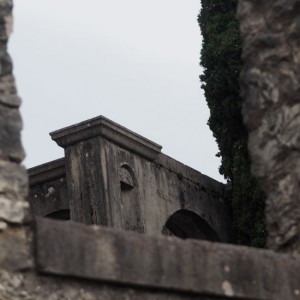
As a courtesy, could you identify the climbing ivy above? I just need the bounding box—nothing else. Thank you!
[198,0,266,247]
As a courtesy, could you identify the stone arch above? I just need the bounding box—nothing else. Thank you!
[163,209,220,242]
[120,163,137,191]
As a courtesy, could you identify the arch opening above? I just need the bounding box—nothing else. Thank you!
[44,209,70,221]
[163,209,220,242]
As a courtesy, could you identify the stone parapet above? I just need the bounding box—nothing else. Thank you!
[28,158,65,186]
[157,153,225,195]
[35,217,300,300]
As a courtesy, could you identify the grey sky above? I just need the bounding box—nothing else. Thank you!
[9,0,224,182]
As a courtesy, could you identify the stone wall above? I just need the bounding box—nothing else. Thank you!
[28,158,68,218]
[0,0,30,267]
[2,217,300,300]
[28,116,232,242]
[0,0,28,228]
[1,0,300,299]
[0,1,33,298]
[238,0,300,253]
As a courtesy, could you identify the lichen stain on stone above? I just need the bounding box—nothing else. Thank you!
[224,265,230,273]
[46,187,55,198]
[222,280,234,297]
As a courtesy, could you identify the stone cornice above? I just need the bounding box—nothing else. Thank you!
[50,116,162,161]
[28,158,65,186]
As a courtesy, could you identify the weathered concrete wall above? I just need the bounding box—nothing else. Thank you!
[33,218,300,300]
[28,158,68,217]
[40,116,232,242]
[238,0,300,253]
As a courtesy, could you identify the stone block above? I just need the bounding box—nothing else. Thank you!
[36,218,300,300]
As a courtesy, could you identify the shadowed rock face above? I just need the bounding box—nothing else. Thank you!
[238,0,300,253]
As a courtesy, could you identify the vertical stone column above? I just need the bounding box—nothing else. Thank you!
[238,1,300,253]
[51,116,161,228]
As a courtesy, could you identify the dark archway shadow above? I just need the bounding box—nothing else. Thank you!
[163,209,220,242]
[45,209,70,221]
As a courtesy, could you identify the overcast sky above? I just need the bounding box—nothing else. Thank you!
[9,0,224,182]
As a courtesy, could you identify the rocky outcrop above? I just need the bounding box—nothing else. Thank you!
[0,0,28,220]
[0,1,31,296]
[238,0,300,253]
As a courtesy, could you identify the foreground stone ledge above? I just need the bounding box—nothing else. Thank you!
[35,218,300,300]
[0,270,222,300]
